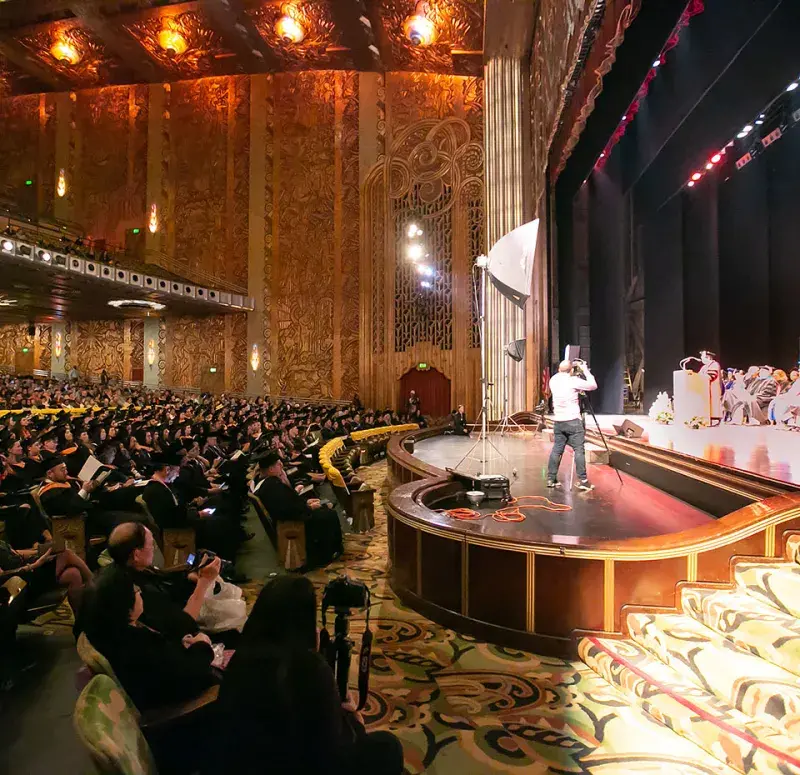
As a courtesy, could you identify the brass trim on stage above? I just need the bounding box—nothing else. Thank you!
[603,560,615,632]
[765,524,777,557]
[687,552,698,582]
[526,552,535,632]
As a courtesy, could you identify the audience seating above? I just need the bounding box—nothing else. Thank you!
[135,496,195,569]
[74,674,157,775]
[247,492,306,571]
[76,632,220,730]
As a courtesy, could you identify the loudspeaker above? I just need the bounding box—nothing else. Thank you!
[182,284,196,298]
[195,287,207,300]
[114,269,129,284]
[505,338,525,362]
[487,219,540,309]
[144,275,157,291]
[207,289,219,303]
[156,279,169,293]
[85,261,99,277]
[99,265,114,281]
[219,292,232,305]
[128,273,143,287]
[613,419,644,439]
[68,257,84,273]
[169,281,183,296]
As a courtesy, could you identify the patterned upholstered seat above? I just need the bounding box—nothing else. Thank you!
[73,674,156,775]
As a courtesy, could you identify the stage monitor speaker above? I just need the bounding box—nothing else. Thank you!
[505,338,525,362]
[613,419,644,439]
[487,219,539,309]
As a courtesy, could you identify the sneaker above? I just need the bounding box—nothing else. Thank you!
[546,480,562,489]
[576,480,594,492]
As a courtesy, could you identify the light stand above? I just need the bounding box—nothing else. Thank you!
[454,256,511,476]
[497,344,526,437]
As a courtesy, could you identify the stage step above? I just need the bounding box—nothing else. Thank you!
[628,611,800,738]
[579,636,800,775]
[734,560,800,618]
[682,586,800,678]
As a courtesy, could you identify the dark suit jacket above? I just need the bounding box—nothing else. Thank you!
[142,479,186,529]
[255,476,311,522]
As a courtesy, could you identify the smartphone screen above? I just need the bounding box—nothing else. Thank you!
[186,553,195,566]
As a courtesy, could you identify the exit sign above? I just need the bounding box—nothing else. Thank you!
[209,367,217,373]
[417,362,429,371]
[22,347,29,353]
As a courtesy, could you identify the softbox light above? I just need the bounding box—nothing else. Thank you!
[505,339,525,362]
[487,219,540,308]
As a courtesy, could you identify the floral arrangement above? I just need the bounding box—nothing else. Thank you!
[649,392,673,424]
[685,416,709,430]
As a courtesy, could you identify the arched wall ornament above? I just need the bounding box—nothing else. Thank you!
[362,116,484,414]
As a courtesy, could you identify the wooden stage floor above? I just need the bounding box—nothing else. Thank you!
[411,434,713,542]
[593,414,800,485]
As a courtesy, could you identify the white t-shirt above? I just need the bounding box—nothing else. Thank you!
[549,370,598,422]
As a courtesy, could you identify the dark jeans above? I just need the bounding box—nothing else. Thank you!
[547,418,587,482]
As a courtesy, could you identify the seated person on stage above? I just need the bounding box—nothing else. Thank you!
[0,538,91,616]
[546,360,597,492]
[94,522,223,642]
[254,452,343,568]
[451,404,469,436]
[771,370,800,428]
[213,576,403,775]
[723,366,759,422]
[82,568,218,713]
[741,366,778,425]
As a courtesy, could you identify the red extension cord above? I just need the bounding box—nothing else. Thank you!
[439,495,572,524]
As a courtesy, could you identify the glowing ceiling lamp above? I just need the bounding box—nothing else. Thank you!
[250,343,260,372]
[148,203,159,234]
[157,20,188,57]
[56,168,66,198]
[275,6,305,44]
[50,36,82,66]
[404,1,436,47]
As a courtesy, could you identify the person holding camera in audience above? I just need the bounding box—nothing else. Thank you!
[213,576,403,775]
[546,359,597,491]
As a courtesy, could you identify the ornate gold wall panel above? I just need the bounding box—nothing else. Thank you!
[73,86,148,242]
[74,320,125,378]
[168,77,248,290]
[0,96,40,200]
[164,315,226,388]
[130,319,144,374]
[37,324,51,371]
[227,312,247,394]
[0,325,35,368]
[529,0,594,205]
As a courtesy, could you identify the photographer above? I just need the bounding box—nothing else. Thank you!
[214,576,403,775]
[546,360,598,491]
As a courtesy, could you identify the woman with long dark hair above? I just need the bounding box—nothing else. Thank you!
[214,576,403,775]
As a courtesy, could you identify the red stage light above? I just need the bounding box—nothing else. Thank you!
[706,163,713,170]
[691,172,702,181]
[711,153,722,163]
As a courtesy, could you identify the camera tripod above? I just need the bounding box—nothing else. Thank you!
[320,606,373,711]
[580,391,623,486]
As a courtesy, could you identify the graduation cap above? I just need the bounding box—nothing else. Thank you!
[42,455,67,472]
[255,450,281,469]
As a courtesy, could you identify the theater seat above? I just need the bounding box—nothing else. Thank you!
[73,674,157,775]
[248,492,306,571]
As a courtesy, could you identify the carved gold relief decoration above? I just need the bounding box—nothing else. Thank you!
[130,320,144,374]
[125,11,229,78]
[74,86,147,242]
[75,321,125,377]
[38,324,52,371]
[228,313,247,394]
[248,1,351,70]
[530,0,594,204]
[54,329,62,360]
[0,96,40,201]
[271,71,336,398]
[165,316,225,388]
[380,0,483,74]
[19,24,113,87]
[0,324,35,368]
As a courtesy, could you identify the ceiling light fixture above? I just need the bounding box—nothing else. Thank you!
[787,82,798,92]
[157,20,188,57]
[0,296,18,307]
[275,5,305,44]
[404,1,436,47]
[108,299,166,311]
[50,36,82,66]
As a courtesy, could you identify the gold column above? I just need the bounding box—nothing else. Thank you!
[484,57,532,418]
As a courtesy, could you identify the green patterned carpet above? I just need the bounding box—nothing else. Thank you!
[40,460,800,773]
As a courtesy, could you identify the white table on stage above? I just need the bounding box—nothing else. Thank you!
[673,370,710,426]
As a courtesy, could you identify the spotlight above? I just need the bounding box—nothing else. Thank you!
[50,36,82,66]
[403,1,436,47]
[737,124,753,139]
[691,172,702,181]
[755,119,764,125]
[1,240,13,252]
[687,181,695,188]
[407,244,423,261]
[40,251,52,262]
[711,153,722,164]
[653,58,661,68]
[275,10,305,44]
[706,163,713,170]
[407,223,422,238]
[787,82,798,92]
[417,264,434,277]
[420,280,432,289]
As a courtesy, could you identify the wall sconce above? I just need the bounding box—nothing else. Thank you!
[158,20,188,57]
[404,1,436,47]
[147,338,156,367]
[56,168,67,198]
[50,36,82,65]
[148,203,159,234]
[250,343,260,372]
[54,331,63,359]
[275,5,305,44]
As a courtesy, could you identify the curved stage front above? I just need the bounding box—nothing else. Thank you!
[385,425,800,657]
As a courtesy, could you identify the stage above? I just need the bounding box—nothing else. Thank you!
[411,434,712,541]
[591,415,800,486]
